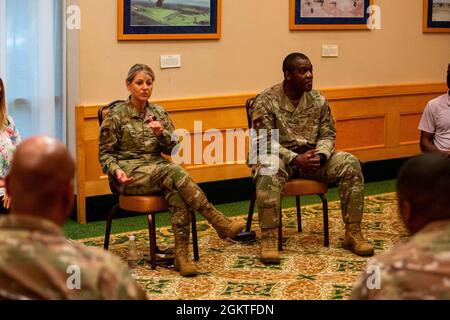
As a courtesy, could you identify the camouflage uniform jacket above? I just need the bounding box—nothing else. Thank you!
[351,219,450,300]
[251,82,336,165]
[99,99,177,178]
[0,214,147,300]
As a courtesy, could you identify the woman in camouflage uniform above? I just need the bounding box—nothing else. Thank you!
[99,64,245,277]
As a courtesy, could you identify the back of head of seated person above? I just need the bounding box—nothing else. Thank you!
[0,135,146,300]
[351,153,450,300]
[0,78,21,213]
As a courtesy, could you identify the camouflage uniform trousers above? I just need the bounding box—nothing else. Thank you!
[120,161,210,243]
[254,151,364,229]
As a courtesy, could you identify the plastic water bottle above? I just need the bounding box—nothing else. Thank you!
[127,235,141,279]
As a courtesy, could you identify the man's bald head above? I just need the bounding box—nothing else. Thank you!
[6,136,75,224]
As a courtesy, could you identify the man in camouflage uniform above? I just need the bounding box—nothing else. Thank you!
[251,53,373,264]
[351,154,450,299]
[0,136,146,299]
[99,64,245,277]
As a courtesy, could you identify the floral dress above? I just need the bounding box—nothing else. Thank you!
[0,115,21,196]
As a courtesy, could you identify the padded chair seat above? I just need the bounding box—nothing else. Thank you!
[119,195,168,213]
[283,179,328,197]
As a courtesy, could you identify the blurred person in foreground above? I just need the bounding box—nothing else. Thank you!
[351,153,450,299]
[0,135,146,299]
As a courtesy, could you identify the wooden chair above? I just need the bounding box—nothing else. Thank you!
[245,97,330,250]
[103,194,199,270]
[99,101,199,269]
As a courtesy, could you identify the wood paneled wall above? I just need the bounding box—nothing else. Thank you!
[75,83,446,223]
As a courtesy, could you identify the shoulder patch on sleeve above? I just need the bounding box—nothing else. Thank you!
[100,127,111,138]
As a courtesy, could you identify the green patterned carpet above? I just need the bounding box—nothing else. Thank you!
[78,192,408,300]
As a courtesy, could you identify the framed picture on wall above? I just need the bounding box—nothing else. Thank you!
[423,0,450,33]
[289,0,372,30]
[118,0,221,40]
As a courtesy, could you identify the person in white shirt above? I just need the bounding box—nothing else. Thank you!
[418,63,450,158]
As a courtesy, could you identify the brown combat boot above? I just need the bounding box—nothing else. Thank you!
[173,231,197,277]
[174,256,197,277]
[260,228,280,264]
[201,204,245,240]
[343,223,374,256]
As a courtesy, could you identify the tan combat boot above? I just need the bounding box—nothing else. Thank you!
[174,255,197,277]
[173,231,197,277]
[260,228,280,264]
[343,223,374,256]
[201,204,246,240]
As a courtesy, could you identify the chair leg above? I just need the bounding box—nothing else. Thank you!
[246,191,256,232]
[190,210,199,261]
[147,213,157,270]
[278,203,283,251]
[149,215,165,254]
[104,204,119,250]
[319,194,329,247]
[296,196,302,233]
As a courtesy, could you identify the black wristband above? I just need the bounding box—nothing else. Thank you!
[318,153,326,166]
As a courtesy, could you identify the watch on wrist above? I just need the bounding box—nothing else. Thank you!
[318,153,326,166]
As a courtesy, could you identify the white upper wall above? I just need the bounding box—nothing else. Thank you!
[75,0,450,105]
